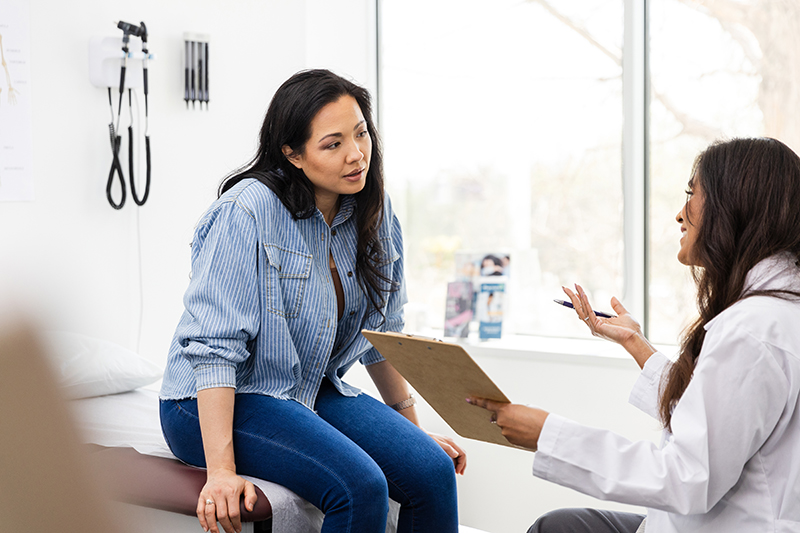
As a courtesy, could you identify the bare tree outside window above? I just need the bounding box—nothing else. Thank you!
[649,0,800,342]
[523,0,800,342]
[382,0,796,341]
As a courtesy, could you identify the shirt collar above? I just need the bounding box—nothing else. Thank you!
[330,195,356,228]
[704,252,800,332]
[743,252,800,294]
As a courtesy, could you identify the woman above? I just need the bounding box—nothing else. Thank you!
[160,69,466,533]
[470,137,800,532]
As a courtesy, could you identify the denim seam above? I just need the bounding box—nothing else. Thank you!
[385,475,416,532]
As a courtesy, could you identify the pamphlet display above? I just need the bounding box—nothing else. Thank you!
[444,252,510,339]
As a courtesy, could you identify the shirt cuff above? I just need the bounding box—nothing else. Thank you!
[532,412,567,480]
[194,362,237,390]
[628,351,670,419]
[360,346,386,366]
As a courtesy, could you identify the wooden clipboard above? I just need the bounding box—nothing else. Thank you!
[361,330,515,448]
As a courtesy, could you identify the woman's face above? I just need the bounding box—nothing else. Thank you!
[676,174,705,266]
[284,95,371,208]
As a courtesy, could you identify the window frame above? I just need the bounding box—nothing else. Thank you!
[622,0,649,336]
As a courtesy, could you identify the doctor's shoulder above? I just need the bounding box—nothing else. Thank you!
[703,294,800,358]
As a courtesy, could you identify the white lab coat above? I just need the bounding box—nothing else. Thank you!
[533,253,800,532]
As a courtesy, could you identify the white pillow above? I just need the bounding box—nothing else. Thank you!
[42,332,163,399]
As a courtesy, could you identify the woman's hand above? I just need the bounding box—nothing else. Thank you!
[426,431,467,475]
[197,469,258,533]
[466,398,549,451]
[563,284,656,369]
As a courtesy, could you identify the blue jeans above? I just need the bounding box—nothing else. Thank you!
[160,379,458,533]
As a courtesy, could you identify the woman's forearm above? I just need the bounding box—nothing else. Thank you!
[197,387,238,473]
[366,360,420,426]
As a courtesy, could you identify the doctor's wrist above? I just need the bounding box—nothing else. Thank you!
[622,332,657,369]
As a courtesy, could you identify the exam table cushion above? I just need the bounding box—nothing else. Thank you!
[88,444,273,522]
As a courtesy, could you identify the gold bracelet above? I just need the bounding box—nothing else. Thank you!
[389,395,416,411]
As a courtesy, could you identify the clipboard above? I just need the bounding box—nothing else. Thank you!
[361,330,515,448]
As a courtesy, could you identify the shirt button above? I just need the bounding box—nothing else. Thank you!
[347,271,353,277]
[331,229,337,236]
[349,310,355,316]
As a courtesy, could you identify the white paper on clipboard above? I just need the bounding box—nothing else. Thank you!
[361,330,516,448]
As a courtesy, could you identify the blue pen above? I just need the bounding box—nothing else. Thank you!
[553,299,616,319]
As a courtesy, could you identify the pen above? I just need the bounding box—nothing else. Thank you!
[553,299,616,319]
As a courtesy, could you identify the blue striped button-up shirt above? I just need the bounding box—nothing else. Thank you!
[160,178,406,409]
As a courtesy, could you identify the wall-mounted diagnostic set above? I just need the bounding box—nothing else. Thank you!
[89,20,155,210]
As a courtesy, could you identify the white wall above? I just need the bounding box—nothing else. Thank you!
[0,0,375,366]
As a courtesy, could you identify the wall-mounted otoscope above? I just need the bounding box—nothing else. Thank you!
[115,20,143,118]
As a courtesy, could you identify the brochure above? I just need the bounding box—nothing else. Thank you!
[477,281,505,339]
[444,281,474,338]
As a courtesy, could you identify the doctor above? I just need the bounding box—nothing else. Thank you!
[470,137,800,532]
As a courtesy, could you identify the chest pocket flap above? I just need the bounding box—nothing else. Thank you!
[263,244,312,317]
[376,236,400,267]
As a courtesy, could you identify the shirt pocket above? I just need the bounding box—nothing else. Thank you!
[375,236,400,293]
[376,236,400,268]
[263,244,313,318]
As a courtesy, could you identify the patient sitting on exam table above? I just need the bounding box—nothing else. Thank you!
[471,137,800,533]
[159,69,466,533]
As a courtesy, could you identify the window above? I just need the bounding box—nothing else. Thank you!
[379,0,800,343]
[380,0,626,338]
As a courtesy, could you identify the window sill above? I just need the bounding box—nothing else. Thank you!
[408,328,676,368]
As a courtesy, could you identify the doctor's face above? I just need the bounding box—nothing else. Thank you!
[676,174,705,266]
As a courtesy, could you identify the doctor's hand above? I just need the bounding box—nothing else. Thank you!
[563,284,656,369]
[466,397,549,451]
[427,431,467,475]
[198,468,258,533]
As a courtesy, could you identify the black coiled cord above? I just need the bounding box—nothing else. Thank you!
[106,88,126,210]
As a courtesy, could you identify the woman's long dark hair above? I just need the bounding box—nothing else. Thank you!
[219,69,397,320]
[660,137,800,430]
